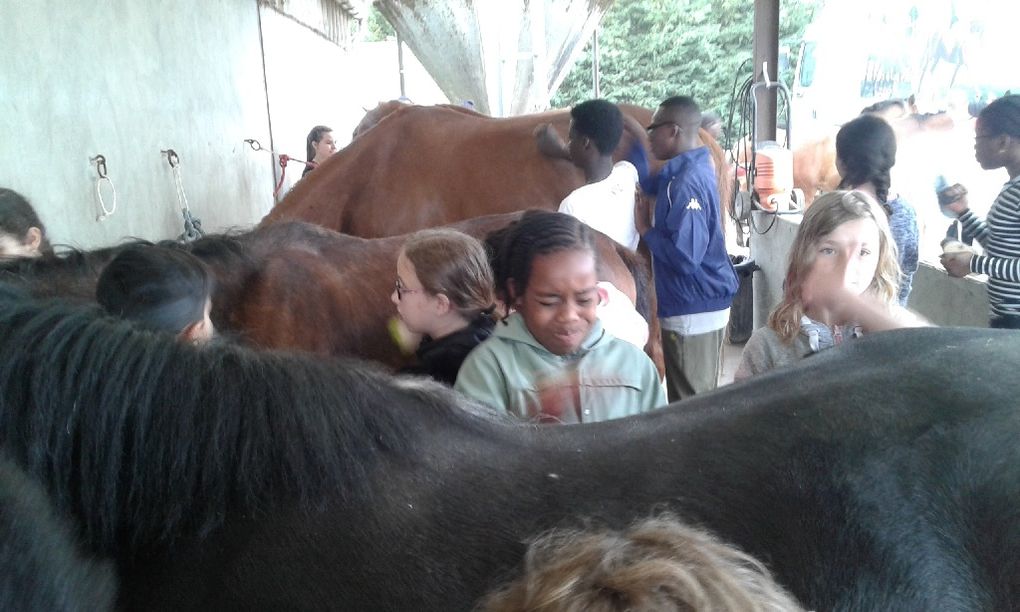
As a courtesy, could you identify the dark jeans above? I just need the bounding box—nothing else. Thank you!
[990,315,1020,329]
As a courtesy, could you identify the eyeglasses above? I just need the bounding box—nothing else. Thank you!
[646,121,679,135]
[394,278,422,300]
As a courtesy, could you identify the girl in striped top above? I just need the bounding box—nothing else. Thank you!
[941,95,1020,329]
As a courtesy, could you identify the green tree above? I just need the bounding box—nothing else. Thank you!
[552,0,817,124]
[363,4,396,42]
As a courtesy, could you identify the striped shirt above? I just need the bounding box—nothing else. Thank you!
[961,175,1020,318]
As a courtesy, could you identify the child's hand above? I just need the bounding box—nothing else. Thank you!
[801,265,856,326]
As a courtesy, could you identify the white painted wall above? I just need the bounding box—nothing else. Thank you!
[1,0,275,249]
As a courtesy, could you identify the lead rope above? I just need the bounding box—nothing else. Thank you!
[162,149,204,242]
[243,139,314,199]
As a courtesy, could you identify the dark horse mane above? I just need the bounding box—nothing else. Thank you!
[0,298,485,557]
[0,229,259,332]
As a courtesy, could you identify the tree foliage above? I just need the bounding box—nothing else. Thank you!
[552,0,818,121]
[363,4,396,42]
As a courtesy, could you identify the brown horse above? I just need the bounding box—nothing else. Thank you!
[790,100,957,206]
[0,216,662,374]
[263,102,731,239]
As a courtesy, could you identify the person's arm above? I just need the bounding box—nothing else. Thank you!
[637,356,668,409]
[803,277,930,332]
[969,184,1020,280]
[621,116,659,195]
[969,253,1020,282]
[534,124,571,161]
[640,177,711,275]
[453,346,509,411]
[957,209,990,245]
[944,192,990,245]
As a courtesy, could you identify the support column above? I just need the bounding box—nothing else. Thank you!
[752,0,779,142]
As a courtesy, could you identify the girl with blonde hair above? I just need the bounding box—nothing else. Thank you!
[478,515,805,612]
[735,190,927,380]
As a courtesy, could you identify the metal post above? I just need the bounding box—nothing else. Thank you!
[752,0,779,142]
[397,31,406,98]
[592,29,600,99]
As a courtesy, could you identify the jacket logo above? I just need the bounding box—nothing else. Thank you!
[686,198,702,210]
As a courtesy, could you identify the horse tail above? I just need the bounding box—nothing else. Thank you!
[614,243,665,379]
[700,127,732,233]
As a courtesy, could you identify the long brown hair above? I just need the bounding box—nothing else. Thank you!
[768,190,900,342]
[401,228,495,319]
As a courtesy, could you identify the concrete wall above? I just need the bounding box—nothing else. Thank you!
[748,211,988,330]
[1,0,276,249]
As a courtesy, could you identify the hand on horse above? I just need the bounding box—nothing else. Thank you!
[621,113,646,141]
[534,124,570,160]
[940,250,974,278]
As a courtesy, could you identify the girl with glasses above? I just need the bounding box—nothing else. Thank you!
[391,228,497,385]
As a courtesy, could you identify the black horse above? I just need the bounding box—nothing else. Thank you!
[0,298,1018,610]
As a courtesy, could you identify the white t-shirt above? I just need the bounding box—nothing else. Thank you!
[558,161,640,251]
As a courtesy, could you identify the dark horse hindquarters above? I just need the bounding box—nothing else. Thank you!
[0,299,1016,610]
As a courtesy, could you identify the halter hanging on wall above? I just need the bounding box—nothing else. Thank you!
[90,154,118,221]
[162,149,204,243]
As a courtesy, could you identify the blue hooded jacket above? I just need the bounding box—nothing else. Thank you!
[629,144,738,317]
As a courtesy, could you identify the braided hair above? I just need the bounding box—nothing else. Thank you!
[836,114,896,206]
[486,211,596,316]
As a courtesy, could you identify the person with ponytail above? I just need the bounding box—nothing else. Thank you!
[836,113,919,305]
[302,125,337,177]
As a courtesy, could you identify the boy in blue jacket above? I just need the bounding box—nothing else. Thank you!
[629,96,738,401]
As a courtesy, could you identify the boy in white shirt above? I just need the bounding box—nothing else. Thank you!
[536,99,640,251]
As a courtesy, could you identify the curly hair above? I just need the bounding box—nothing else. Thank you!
[478,515,805,612]
[570,99,624,155]
[767,190,901,342]
[485,211,595,311]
